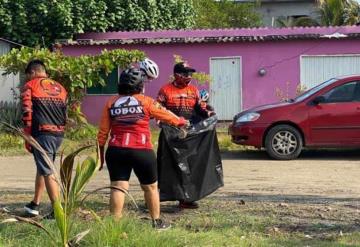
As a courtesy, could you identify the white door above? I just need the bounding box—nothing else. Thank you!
[210,57,242,120]
[301,55,360,89]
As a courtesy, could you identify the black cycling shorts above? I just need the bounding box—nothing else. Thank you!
[105,146,157,185]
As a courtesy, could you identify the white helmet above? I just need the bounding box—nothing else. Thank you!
[139,58,159,79]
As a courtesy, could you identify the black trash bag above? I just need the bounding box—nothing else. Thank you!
[157,116,224,202]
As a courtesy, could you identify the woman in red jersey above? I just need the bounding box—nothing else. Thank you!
[98,68,187,230]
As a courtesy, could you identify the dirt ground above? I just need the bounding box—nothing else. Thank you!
[2,149,360,245]
[1,149,360,203]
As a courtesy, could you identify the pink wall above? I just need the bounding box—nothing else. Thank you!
[62,39,360,124]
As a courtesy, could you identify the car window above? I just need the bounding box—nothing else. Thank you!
[294,78,337,102]
[353,82,360,101]
[322,82,357,103]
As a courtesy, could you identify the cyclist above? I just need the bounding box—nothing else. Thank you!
[97,67,188,230]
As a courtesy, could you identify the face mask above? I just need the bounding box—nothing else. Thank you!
[174,74,191,88]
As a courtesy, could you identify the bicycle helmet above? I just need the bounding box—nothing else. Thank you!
[118,68,145,94]
[139,58,159,79]
[199,89,210,102]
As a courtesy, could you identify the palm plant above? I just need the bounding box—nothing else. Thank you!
[1,123,139,246]
[277,0,360,28]
[1,123,99,247]
[343,0,360,25]
[318,0,360,26]
[318,0,347,26]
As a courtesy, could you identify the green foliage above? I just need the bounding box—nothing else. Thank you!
[0,47,145,102]
[343,0,360,25]
[0,126,248,156]
[279,0,360,27]
[0,0,195,47]
[0,0,74,46]
[0,47,145,129]
[0,133,24,153]
[318,0,360,26]
[193,0,262,29]
[318,0,346,25]
[65,124,97,141]
[72,0,109,33]
[52,150,98,246]
[3,198,360,246]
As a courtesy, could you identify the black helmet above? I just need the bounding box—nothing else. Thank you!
[118,68,145,95]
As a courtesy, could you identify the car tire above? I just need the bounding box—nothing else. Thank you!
[265,124,303,160]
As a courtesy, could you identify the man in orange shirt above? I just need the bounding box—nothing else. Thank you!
[22,60,67,217]
[157,63,212,121]
[157,62,212,209]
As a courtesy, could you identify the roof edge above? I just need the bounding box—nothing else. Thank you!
[0,38,24,47]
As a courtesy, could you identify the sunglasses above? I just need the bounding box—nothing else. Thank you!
[177,72,193,77]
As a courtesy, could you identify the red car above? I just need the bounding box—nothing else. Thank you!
[229,75,360,160]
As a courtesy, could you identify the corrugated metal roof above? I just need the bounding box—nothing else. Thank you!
[59,26,360,46]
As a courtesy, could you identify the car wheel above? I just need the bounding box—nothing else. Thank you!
[265,124,303,160]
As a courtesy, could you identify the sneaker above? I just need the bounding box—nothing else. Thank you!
[24,201,39,216]
[179,201,199,209]
[152,218,171,231]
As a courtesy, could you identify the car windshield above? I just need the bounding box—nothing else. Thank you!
[293,78,338,102]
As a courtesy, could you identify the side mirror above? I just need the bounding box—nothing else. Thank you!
[312,96,326,105]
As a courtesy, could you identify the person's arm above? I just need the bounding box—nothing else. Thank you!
[155,88,168,125]
[206,104,215,112]
[148,98,188,127]
[156,87,167,107]
[21,82,33,152]
[194,102,212,118]
[97,103,111,170]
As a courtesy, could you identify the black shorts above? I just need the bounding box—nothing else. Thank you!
[105,146,157,185]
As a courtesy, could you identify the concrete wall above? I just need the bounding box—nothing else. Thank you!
[258,1,318,27]
[0,41,19,102]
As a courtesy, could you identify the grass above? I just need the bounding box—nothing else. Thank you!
[0,124,249,156]
[1,193,360,246]
[0,134,96,156]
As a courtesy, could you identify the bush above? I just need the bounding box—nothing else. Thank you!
[65,124,98,141]
[0,133,25,155]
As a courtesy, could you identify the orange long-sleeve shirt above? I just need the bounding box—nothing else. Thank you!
[97,94,184,149]
[157,82,200,120]
[21,77,67,136]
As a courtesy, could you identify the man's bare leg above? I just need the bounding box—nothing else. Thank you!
[44,174,60,204]
[32,172,45,205]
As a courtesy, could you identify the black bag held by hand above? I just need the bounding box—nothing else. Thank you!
[157,116,223,202]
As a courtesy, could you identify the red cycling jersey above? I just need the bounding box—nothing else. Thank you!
[157,82,200,120]
[97,94,185,149]
[21,77,67,137]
